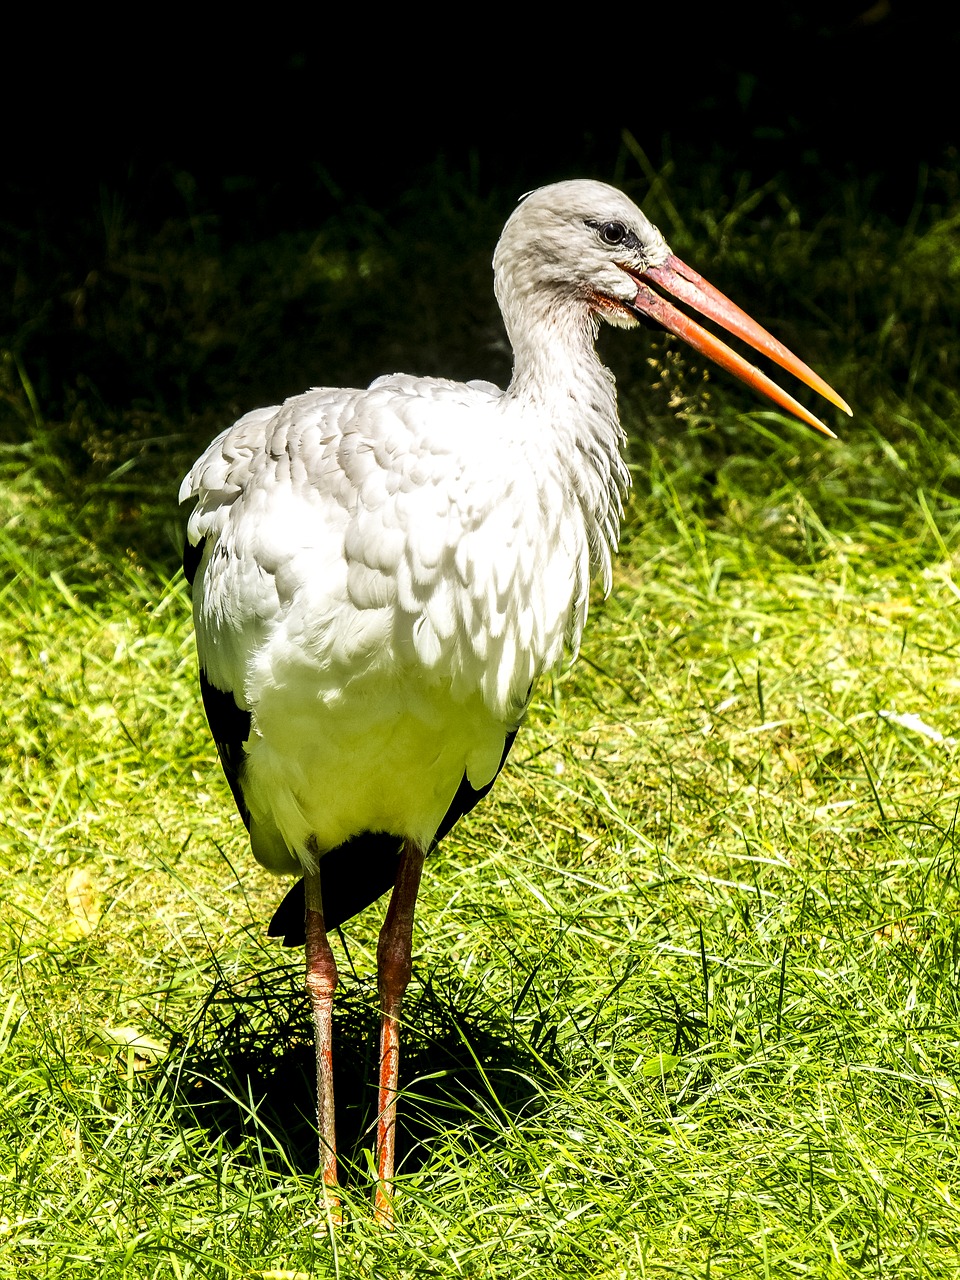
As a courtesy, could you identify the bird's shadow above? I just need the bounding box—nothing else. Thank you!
[162,960,555,1182]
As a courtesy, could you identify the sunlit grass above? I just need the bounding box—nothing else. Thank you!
[2,160,960,1276]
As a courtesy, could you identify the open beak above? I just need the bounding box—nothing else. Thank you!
[629,254,851,437]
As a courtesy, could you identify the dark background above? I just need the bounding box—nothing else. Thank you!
[10,0,950,214]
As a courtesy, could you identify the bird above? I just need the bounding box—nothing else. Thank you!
[179,179,850,1223]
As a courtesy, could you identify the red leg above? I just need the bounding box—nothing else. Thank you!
[304,869,340,1213]
[374,839,426,1226]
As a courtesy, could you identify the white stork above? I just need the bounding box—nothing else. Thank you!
[179,179,849,1223]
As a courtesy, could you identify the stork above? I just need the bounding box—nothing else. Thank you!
[179,179,849,1223]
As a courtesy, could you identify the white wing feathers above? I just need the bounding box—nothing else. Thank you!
[181,375,592,723]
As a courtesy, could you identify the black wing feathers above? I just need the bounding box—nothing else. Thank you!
[183,535,205,587]
[433,729,518,846]
[199,669,252,830]
[184,535,252,828]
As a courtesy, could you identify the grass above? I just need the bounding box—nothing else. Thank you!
[2,155,960,1275]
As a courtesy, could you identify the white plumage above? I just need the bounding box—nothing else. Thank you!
[181,366,611,867]
[180,179,848,1221]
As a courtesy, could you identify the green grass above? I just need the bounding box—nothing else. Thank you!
[2,159,960,1276]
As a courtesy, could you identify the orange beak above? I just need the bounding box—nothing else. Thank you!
[629,254,851,437]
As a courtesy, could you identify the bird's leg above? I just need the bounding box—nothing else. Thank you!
[303,868,340,1210]
[373,838,426,1226]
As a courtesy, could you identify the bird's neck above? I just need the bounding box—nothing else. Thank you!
[502,307,630,594]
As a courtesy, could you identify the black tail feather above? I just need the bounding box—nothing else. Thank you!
[268,833,403,944]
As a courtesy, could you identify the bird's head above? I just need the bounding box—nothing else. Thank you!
[495,180,671,323]
[494,179,850,436]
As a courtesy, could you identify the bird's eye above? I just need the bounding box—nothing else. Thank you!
[599,221,627,245]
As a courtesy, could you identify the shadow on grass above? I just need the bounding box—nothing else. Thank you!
[162,962,552,1182]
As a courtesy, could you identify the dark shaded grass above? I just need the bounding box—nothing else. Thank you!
[164,964,552,1182]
